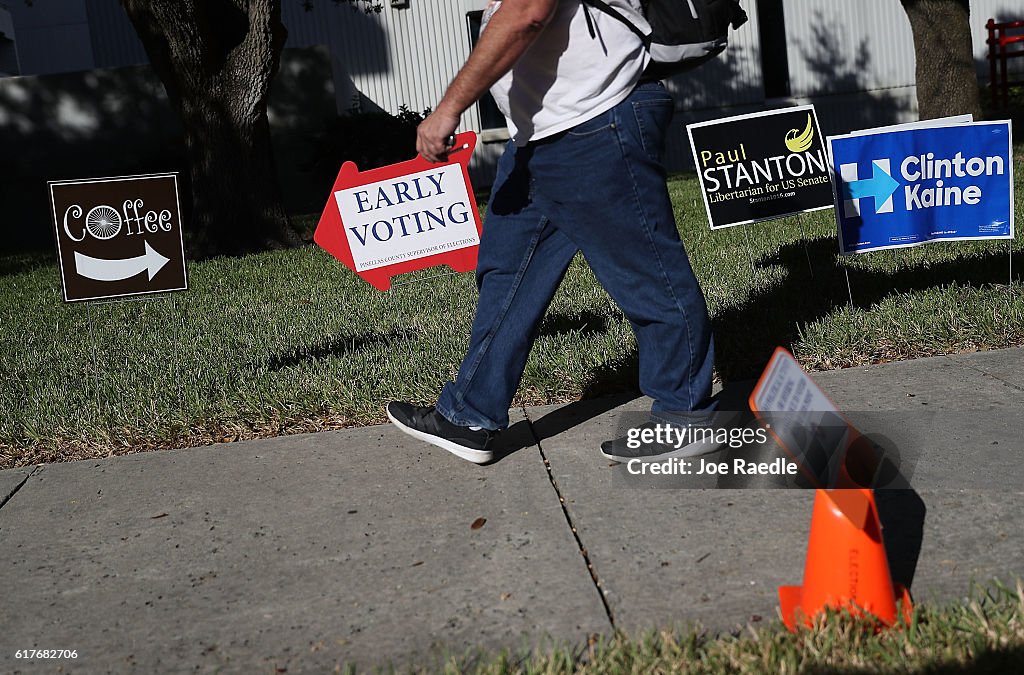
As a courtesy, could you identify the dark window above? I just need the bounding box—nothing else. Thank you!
[466,11,506,130]
[757,0,791,98]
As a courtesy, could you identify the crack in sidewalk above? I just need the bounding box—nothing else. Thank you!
[521,407,617,632]
[943,355,1024,393]
[0,465,44,512]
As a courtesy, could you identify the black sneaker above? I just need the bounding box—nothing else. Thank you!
[601,420,725,463]
[386,402,495,464]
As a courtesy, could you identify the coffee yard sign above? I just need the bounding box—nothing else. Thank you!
[49,173,187,302]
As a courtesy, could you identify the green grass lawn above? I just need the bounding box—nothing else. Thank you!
[422,581,1024,674]
[2,159,1023,467]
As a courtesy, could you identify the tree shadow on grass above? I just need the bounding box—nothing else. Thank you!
[265,309,614,374]
[927,647,1024,674]
[536,310,611,339]
[266,327,416,371]
[0,252,56,278]
[820,645,1024,675]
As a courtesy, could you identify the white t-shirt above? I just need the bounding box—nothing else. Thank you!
[482,0,651,145]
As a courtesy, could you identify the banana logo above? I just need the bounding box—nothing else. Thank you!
[785,114,815,153]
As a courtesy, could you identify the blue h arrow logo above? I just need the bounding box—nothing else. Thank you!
[840,160,900,217]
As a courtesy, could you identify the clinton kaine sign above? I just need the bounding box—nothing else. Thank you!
[828,121,1013,254]
[315,132,482,290]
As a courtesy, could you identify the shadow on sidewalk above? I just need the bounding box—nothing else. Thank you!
[877,489,927,594]
[489,378,929,597]
[486,378,768,464]
[486,392,642,464]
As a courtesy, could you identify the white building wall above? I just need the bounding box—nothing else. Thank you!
[281,1,495,176]
[15,1,1024,99]
[784,0,916,97]
[784,0,1021,97]
[282,1,487,113]
[5,0,94,75]
[663,3,765,110]
[10,0,1022,180]
[85,0,147,69]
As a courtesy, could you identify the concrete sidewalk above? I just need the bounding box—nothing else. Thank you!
[2,349,1023,673]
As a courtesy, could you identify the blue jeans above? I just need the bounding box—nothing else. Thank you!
[436,81,715,430]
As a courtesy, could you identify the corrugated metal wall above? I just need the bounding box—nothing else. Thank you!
[283,1,486,114]
[784,0,916,98]
[0,7,19,76]
[39,0,1024,181]
[277,0,1023,179]
[85,0,147,69]
[665,0,926,171]
[280,1,499,179]
[5,0,94,75]
[781,0,1023,96]
[663,3,764,110]
[34,0,1024,96]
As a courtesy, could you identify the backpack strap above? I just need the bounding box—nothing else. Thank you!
[581,1,597,38]
[580,0,653,47]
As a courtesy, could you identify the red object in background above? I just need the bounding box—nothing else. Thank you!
[987,18,1024,109]
[314,132,483,291]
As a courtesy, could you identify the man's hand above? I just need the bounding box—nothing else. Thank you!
[417,105,461,164]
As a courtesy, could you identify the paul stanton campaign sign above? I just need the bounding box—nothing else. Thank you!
[828,121,1014,255]
[687,106,834,229]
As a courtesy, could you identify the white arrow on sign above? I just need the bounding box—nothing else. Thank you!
[74,241,171,282]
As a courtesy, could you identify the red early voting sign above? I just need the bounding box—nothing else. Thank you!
[314,132,483,291]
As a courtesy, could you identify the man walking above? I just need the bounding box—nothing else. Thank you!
[388,0,717,463]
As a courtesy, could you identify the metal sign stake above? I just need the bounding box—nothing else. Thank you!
[171,293,185,417]
[843,266,855,309]
[85,302,102,415]
[741,226,757,281]
[796,214,815,278]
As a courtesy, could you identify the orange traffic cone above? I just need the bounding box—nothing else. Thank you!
[779,488,912,631]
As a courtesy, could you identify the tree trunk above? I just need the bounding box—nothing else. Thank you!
[901,0,982,120]
[121,0,302,257]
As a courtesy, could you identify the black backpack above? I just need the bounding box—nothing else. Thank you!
[582,0,748,78]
